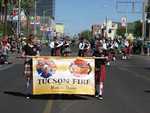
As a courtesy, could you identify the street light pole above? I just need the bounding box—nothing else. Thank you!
[18,0,21,38]
[105,16,108,38]
[125,16,128,37]
[34,0,37,35]
[142,0,146,41]
[141,0,146,55]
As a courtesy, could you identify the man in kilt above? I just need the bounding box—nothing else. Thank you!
[22,34,40,98]
[93,42,107,100]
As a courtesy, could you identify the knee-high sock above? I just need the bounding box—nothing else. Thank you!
[99,82,104,95]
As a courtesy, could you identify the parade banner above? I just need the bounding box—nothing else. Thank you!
[32,57,95,95]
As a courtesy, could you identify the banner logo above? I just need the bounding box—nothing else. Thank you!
[69,58,92,77]
[36,59,57,78]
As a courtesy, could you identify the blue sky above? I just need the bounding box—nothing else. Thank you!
[55,0,142,35]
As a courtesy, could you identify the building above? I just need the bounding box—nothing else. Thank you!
[91,20,118,40]
[105,20,118,40]
[55,23,64,37]
[91,24,101,36]
[31,0,55,19]
[29,0,55,37]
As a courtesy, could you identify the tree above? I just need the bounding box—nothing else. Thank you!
[21,0,34,35]
[79,30,92,41]
[133,21,142,37]
[116,26,126,37]
[21,0,34,15]
[0,0,20,35]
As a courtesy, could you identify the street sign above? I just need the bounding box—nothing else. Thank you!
[121,17,127,27]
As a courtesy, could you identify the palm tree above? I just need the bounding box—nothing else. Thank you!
[3,0,8,35]
[21,0,35,35]
[0,0,3,22]
[1,0,35,35]
[2,0,18,35]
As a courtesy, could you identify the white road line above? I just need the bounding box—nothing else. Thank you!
[118,67,150,81]
[0,64,15,71]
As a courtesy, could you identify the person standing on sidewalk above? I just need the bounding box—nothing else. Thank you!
[1,35,11,64]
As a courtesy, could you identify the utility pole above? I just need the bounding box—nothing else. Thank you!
[124,16,128,37]
[34,0,37,36]
[17,0,21,39]
[42,10,46,42]
[145,0,150,55]
[141,0,145,55]
[4,0,8,35]
[132,0,135,13]
[142,0,146,41]
[105,16,108,38]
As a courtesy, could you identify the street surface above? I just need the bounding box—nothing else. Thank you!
[0,48,150,113]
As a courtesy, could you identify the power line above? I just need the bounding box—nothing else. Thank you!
[116,0,142,13]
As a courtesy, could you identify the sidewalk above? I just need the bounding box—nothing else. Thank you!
[0,52,19,69]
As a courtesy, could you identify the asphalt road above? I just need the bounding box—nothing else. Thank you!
[0,49,150,113]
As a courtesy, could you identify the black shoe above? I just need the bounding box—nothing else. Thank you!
[95,94,99,98]
[98,95,103,100]
[26,94,31,99]
[26,96,30,99]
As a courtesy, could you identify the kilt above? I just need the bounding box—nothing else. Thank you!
[55,48,61,56]
[100,64,106,82]
[24,58,32,80]
[95,64,106,83]
[95,70,100,84]
[63,47,71,54]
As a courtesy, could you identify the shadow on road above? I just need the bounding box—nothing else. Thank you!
[4,91,89,100]
[144,67,150,70]
[144,90,150,93]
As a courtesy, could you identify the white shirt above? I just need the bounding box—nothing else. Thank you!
[124,40,129,47]
[79,42,85,50]
[49,41,54,48]
[57,41,63,47]
[103,43,107,50]
[114,42,119,48]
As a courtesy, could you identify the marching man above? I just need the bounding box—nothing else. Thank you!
[93,42,106,100]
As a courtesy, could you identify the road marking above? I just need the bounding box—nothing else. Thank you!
[43,100,53,113]
[118,67,150,81]
[58,101,77,113]
[0,64,15,71]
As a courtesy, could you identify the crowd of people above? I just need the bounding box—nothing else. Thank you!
[77,36,133,99]
[49,36,72,56]
[78,36,133,61]
[48,35,133,62]
[47,35,133,100]
[0,34,42,65]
